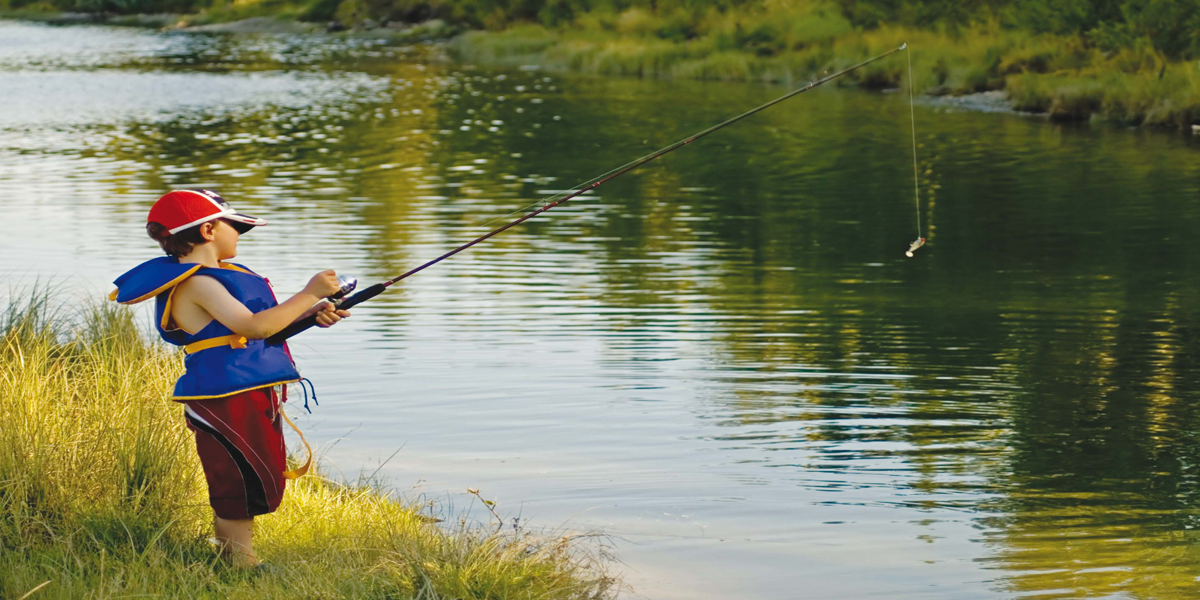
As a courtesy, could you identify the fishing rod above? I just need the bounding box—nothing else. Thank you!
[267,43,909,345]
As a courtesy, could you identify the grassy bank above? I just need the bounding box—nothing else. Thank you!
[3,0,1199,127]
[0,295,613,599]
[451,5,1200,129]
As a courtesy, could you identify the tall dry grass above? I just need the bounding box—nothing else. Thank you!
[0,294,614,599]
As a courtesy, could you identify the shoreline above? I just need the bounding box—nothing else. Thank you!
[447,26,1200,130]
[0,297,616,599]
[3,11,1198,131]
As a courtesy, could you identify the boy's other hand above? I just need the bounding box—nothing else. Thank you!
[304,269,341,298]
[313,301,351,328]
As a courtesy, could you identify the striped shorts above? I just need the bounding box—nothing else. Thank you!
[183,386,288,520]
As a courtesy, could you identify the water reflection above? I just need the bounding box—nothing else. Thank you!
[5,20,1200,598]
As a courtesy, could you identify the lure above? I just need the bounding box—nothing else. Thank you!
[905,237,925,258]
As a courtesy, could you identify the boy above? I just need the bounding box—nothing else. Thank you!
[110,189,349,567]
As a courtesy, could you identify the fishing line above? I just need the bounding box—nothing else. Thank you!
[905,45,926,258]
[470,101,735,233]
[268,43,911,344]
[473,45,918,238]
[472,102,768,234]
[472,164,615,232]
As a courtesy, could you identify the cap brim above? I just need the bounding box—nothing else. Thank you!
[224,213,267,234]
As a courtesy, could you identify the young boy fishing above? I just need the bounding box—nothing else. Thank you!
[110,189,349,568]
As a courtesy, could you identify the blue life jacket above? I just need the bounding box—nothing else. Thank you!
[111,256,301,400]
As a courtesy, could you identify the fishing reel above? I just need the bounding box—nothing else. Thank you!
[328,275,358,306]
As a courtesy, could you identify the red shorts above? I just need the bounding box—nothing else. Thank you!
[183,387,288,520]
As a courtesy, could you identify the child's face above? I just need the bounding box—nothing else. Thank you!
[213,219,240,260]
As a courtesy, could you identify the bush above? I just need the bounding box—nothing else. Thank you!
[787,4,854,48]
[653,9,701,42]
[614,6,656,35]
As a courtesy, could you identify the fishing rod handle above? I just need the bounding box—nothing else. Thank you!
[266,282,388,345]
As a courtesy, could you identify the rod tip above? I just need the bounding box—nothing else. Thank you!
[899,42,907,50]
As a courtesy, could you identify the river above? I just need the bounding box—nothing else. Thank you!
[4,19,1200,599]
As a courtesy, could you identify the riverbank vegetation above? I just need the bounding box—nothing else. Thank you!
[0,295,613,599]
[447,1,1200,128]
[2,0,1199,127]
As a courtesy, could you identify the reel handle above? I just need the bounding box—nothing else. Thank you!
[266,281,387,345]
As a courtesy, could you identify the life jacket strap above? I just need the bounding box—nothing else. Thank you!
[280,409,312,479]
[184,334,248,355]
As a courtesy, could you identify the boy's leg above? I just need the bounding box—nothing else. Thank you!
[185,388,289,514]
[184,389,289,568]
[214,515,258,567]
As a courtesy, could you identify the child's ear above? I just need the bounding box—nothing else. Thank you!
[200,222,217,241]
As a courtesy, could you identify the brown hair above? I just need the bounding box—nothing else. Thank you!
[147,221,209,257]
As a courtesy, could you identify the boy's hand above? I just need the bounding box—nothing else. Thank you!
[303,269,341,298]
[313,301,351,328]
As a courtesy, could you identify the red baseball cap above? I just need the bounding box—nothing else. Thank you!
[148,189,266,235]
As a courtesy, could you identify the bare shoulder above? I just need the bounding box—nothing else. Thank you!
[175,274,233,303]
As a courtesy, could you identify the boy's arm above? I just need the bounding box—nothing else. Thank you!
[180,270,342,339]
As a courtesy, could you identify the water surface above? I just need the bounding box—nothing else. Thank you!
[4,20,1200,599]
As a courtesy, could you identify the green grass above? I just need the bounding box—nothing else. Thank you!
[451,3,1200,129]
[0,294,614,599]
[1006,60,1200,126]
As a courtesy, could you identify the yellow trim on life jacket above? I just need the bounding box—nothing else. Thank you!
[220,262,257,275]
[162,264,254,331]
[184,334,248,355]
[161,284,180,331]
[280,409,312,479]
[116,264,203,305]
[171,379,301,401]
